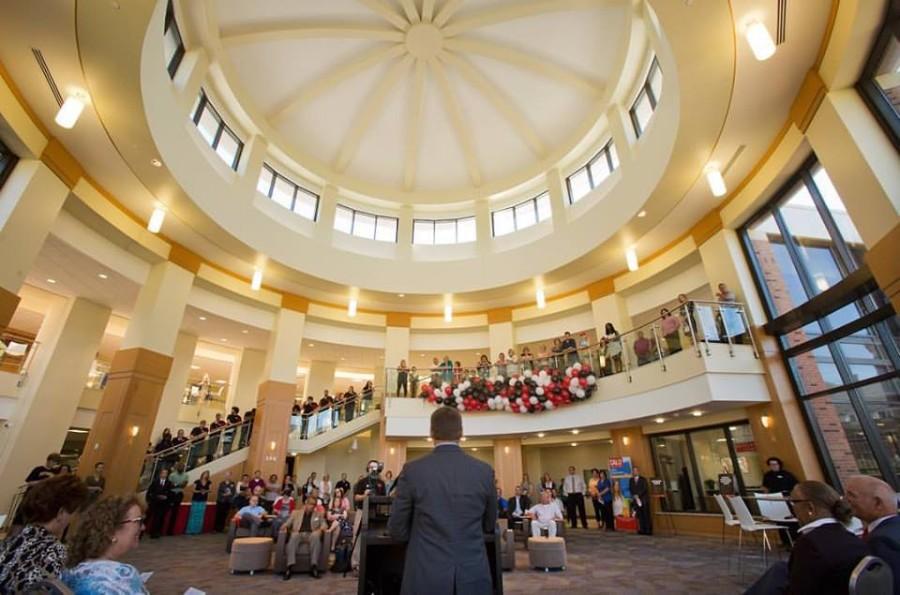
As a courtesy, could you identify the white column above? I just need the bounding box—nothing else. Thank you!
[397,205,413,259]
[316,185,338,242]
[151,332,198,439]
[236,135,268,198]
[264,309,305,385]
[384,326,411,369]
[304,361,337,400]
[0,297,111,510]
[546,169,567,231]
[488,321,515,360]
[590,293,630,338]
[173,48,209,113]
[120,261,195,356]
[474,199,491,251]
[229,347,266,414]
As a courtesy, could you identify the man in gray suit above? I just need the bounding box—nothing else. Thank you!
[388,406,497,595]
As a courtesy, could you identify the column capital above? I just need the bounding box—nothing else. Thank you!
[487,307,513,324]
[586,277,615,301]
[168,242,203,274]
[281,293,309,313]
[386,312,411,327]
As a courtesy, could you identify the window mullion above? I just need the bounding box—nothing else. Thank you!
[771,206,818,301]
[803,173,857,274]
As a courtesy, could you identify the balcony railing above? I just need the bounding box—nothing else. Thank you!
[0,333,40,385]
[288,389,381,441]
[383,300,758,397]
[137,418,253,491]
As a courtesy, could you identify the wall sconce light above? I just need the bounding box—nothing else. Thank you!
[389,447,395,455]
[147,207,166,234]
[760,415,771,429]
[251,268,263,291]
[535,287,546,309]
[129,425,140,438]
[443,304,453,322]
[622,435,631,446]
[625,247,639,272]
[504,446,510,455]
[348,297,358,318]
[269,440,277,451]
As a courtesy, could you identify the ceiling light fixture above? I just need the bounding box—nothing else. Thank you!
[97,273,108,280]
[691,410,703,417]
[536,287,546,309]
[397,293,405,298]
[191,365,200,370]
[220,338,228,342]
[815,276,830,292]
[241,329,249,334]
[47,278,57,284]
[705,165,727,197]
[570,442,578,447]
[625,247,639,272]
[150,158,162,168]
[537,432,546,438]
[745,21,776,61]
[250,268,263,291]
[348,297,358,318]
[55,94,86,129]
[571,429,580,435]
[308,343,315,347]
[147,207,166,234]
[655,417,665,424]
[444,304,453,323]
[637,210,647,218]
[199,316,207,321]
[760,415,771,429]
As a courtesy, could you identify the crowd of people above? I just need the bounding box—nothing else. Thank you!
[151,406,253,470]
[291,383,376,438]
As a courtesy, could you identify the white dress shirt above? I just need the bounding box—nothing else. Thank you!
[528,503,562,523]
[564,473,586,494]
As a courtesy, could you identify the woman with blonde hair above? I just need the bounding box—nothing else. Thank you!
[63,495,148,593]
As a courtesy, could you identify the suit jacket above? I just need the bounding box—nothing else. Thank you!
[283,507,326,534]
[629,476,649,506]
[510,495,531,516]
[147,478,172,505]
[788,522,868,595]
[868,515,900,595]
[388,443,497,595]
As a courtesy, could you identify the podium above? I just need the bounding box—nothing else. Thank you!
[357,496,503,595]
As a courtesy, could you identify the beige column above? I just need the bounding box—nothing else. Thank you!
[0,159,69,327]
[80,260,195,494]
[0,297,110,510]
[246,301,305,477]
[487,308,514,360]
[228,347,266,414]
[314,186,338,242]
[493,438,523,497]
[304,360,336,400]
[587,278,629,337]
[474,199,491,251]
[150,332,198,440]
[384,313,411,369]
[546,168,567,231]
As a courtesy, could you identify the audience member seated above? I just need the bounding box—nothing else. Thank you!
[526,490,564,538]
[271,488,296,535]
[63,495,148,594]
[281,496,327,580]
[233,495,271,538]
[0,475,89,592]
[762,456,799,495]
[326,487,352,553]
[264,474,281,510]
[497,487,509,519]
[845,474,900,593]
[744,480,868,595]
[508,486,531,528]
[248,470,265,494]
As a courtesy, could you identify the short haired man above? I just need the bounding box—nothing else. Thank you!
[508,486,532,529]
[388,406,496,594]
[335,472,351,495]
[167,462,190,536]
[526,490,564,538]
[234,494,270,538]
[563,465,588,529]
[762,457,798,495]
[351,459,386,572]
[146,467,172,539]
[629,466,651,535]
[281,496,327,580]
[25,453,62,484]
[845,474,900,593]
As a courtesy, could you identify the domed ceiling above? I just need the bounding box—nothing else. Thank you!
[207,0,632,201]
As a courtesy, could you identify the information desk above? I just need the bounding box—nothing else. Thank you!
[357,495,503,595]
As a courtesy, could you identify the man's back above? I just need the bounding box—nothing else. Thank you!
[388,444,496,595]
[869,515,900,594]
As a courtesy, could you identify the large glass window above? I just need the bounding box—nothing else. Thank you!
[742,156,900,489]
[565,141,618,204]
[334,205,398,243]
[0,136,17,190]
[650,422,761,513]
[191,91,244,170]
[857,6,900,149]
[256,164,319,221]
[413,217,476,245]
[163,0,185,79]
[491,192,552,236]
[629,57,662,137]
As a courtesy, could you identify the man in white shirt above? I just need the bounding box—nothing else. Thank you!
[562,466,588,529]
[526,490,564,538]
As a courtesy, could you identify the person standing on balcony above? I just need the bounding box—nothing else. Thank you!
[495,351,508,378]
[223,407,242,454]
[362,380,374,412]
[603,323,622,374]
[208,413,227,460]
[345,386,359,422]
[677,294,697,344]
[188,420,209,467]
[551,338,564,369]
[154,429,173,454]
[167,463,189,536]
[408,369,419,397]
[562,331,579,366]
[660,308,683,354]
[397,359,409,397]
[520,346,534,372]
[716,282,736,302]
[301,396,316,439]
[506,348,519,377]
[441,355,454,384]
[633,331,652,366]
[477,354,491,379]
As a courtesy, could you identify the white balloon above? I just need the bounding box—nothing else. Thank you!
[576,389,586,398]
[529,396,538,405]
[457,404,465,411]
[544,401,554,410]
[516,398,524,405]
[587,375,597,386]
[538,369,548,377]
[536,387,545,396]
[496,375,504,384]
[565,367,573,377]
[573,362,583,371]
[508,378,516,386]
[456,396,463,403]
[520,406,528,414]
[453,388,461,397]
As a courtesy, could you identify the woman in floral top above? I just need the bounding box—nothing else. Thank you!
[0,475,89,592]
[64,495,148,594]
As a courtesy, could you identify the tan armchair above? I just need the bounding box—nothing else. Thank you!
[273,529,332,574]
[521,518,565,547]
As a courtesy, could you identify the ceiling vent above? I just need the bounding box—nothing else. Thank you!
[32,48,63,107]
[722,144,746,176]
[776,0,787,45]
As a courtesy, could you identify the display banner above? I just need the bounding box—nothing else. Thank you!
[721,306,746,338]
[609,455,633,499]
[695,304,720,342]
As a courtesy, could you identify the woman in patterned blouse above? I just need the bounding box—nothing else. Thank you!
[0,474,90,592]
[64,495,149,594]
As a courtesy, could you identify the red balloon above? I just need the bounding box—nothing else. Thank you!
[580,378,588,388]
[444,387,452,396]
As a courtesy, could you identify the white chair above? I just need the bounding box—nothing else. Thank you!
[713,493,741,543]
[728,495,783,579]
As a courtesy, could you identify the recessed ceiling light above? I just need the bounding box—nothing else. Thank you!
[571,442,578,447]
[692,410,703,417]
[571,429,580,435]
[199,316,207,321]
[150,158,162,167]
[190,365,200,370]
[472,447,478,451]
[97,273,108,280]
[46,278,57,284]
[241,329,249,334]
[308,343,315,347]
[537,432,545,438]
[655,417,665,424]
[220,338,228,342]
[340,357,346,361]
[638,210,647,218]
[397,293,405,298]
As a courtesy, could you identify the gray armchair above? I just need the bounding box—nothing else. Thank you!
[273,529,332,574]
[496,518,517,571]
[226,517,273,553]
[521,518,565,547]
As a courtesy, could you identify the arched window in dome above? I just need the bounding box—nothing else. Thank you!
[0,137,17,191]
[491,192,551,237]
[190,90,244,171]
[413,217,476,245]
[629,57,662,138]
[162,0,184,79]
[334,204,398,243]
[565,140,619,205]
[257,164,319,221]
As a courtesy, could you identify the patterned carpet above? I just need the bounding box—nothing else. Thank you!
[122,528,768,594]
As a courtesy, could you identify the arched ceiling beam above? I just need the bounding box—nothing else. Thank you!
[404,59,428,190]
[357,0,409,31]
[335,56,414,173]
[430,58,482,187]
[421,0,436,23]
[433,0,465,27]
[439,50,545,157]
[399,0,420,24]
[443,38,602,96]
[442,0,612,38]
[220,24,405,46]
[268,44,405,121]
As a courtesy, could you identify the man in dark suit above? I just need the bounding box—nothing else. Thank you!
[629,466,651,535]
[388,407,497,595]
[846,474,900,593]
[508,486,531,528]
[147,467,173,538]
